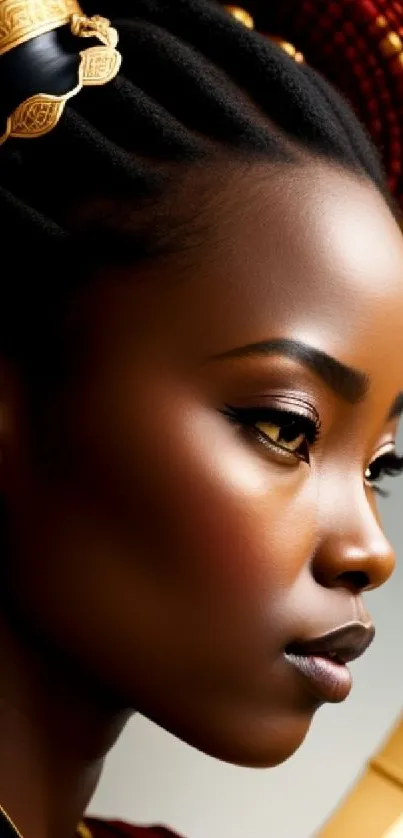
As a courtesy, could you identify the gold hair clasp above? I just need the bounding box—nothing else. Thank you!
[0,0,122,145]
[0,0,82,55]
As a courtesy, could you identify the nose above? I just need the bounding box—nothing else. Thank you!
[312,493,395,593]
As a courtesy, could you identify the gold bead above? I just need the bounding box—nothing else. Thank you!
[269,35,304,63]
[380,31,403,59]
[376,15,388,30]
[224,6,254,29]
[280,40,297,59]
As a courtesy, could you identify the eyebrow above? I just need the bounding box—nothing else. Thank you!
[388,392,403,421]
[209,337,370,404]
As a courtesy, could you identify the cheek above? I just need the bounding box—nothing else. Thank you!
[6,374,318,681]
[103,385,319,621]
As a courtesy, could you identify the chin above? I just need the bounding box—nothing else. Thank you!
[221,717,314,769]
[166,710,316,770]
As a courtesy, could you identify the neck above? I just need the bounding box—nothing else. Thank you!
[0,614,130,838]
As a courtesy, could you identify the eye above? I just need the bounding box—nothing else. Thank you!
[365,449,403,497]
[222,405,320,465]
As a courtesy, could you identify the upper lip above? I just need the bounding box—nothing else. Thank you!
[285,621,375,664]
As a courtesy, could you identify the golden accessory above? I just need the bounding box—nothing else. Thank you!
[77,823,93,838]
[224,5,254,29]
[0,803,23,838]
[269,34,304,64]
[380,31,403,59]
[224,5,304,64]
[0,802,92,838]
[0,0,121,145]
[0,0,81,55]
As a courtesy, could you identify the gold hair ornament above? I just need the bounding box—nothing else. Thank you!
[0,0,121,145]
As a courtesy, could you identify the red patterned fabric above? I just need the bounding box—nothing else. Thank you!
[85,818,181,838]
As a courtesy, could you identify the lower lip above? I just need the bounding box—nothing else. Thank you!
[284,652,352,703]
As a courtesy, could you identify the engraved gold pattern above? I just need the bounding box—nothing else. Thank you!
[0,6,122,144]
[80,44,121,85]
[0,85,80,141]
[0,0,82,55]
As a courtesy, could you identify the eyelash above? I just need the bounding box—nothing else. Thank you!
[222,405,403,495]
[365,451,403,497]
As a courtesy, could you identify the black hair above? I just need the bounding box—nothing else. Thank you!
[0,0,390,366]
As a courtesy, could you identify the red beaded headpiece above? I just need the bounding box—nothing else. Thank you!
[224,2,403,211]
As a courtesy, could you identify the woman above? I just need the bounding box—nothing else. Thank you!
[0,1,403,837]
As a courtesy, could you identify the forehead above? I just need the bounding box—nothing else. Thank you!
[97,161,403,418]
[149,162,403,370]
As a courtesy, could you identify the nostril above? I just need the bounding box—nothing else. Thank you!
[336,570,370,592]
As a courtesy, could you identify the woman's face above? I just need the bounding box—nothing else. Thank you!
[4,162,403,767]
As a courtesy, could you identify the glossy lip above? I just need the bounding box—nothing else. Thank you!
[284,621,375,704]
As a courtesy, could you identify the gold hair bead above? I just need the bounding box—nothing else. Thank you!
[380,31,403,59]
[275,38,297,59]
[270,35,304,64]
[224,5,254,30]
[375,15,388,31]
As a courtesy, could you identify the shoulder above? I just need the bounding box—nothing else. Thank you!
[83,817,182,838]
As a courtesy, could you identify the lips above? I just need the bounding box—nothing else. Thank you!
[284,621,375,703]
[285,621,375,664]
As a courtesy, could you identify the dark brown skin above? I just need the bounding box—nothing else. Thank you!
[1,161,403,838]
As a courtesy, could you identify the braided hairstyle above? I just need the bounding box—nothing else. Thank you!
[0,0,393,370]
